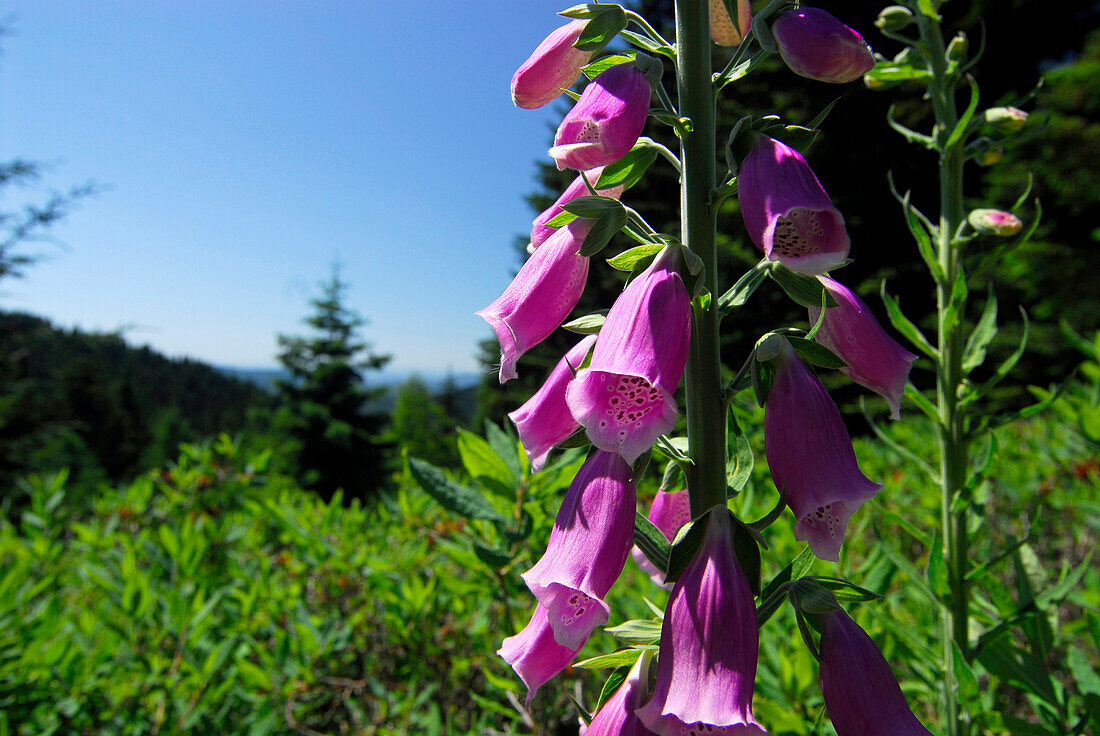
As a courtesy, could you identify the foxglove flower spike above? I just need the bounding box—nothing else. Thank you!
[550,63,652,171]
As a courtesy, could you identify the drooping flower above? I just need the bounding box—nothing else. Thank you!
[477,220,590,383]
[582,651,655,736]
[631,487,690,585]
[498,604,586,705]
[808,275,917,419]
[522,451,636,649]
[565,248,691,464]
[818,608,935,736]
[509,335,597,472]
[764,338,881,561]
[636,511,765,736]
[737,135,850,275]
[710,0,753,46]
[530,167,625,252]
[511,20,593,109]
[968,208,1023,236]
[772,8,875,84]
[550,63,652,171]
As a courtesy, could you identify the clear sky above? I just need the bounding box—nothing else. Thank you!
[0,0,575,374]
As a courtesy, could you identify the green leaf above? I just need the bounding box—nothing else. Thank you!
[953,642,981,709]
[604,618,662,645]
[456,428,515,487]
[484,421,522,481]
[726,434,754,493]
[578,206,628,257]
[927,532,950,599]
[751,354,776,408]
[889,175,944,282]
[786,336,847,369]
[573,5,628,52]
[582,51,637,78]
[575,647,651,670]
[472,539,512,569]
[962,307,1029,407]
[732,523,762,595]
[881,282,938,359]
[944,75,981,152]
[942,266,969,335]
[545,209,578,228]
[607,243,663,271]
[718,261,769,314]
[767,264,836,308]
[562,195,623,219]
[633,510,671,576]
[562,312,607,334]
[811,577,883,603]
[1068,646,1100,697]
[408,458,507,524]
[665,510,712,585]
[963,289,998,373]
[977,634,1058,705]
[596,145,659,192]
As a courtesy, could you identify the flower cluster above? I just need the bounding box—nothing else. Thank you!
[484,9,932,735]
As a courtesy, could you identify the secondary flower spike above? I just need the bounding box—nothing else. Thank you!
[509,335,597,472]
[636,512,765,735]
[530,167,625,251]
[477,220,590,383]
[738,135,850,274]
[522,451,636,649]
[550,63,651,171]
[566,247,691,464]
[818,609,935,736]
[710,0,753,46]
[773,8,876,84]
[809,276,917,419]
[764,338,881,561]
[511,20,593,109]
[498,604,586,705]
[582,651,654,736]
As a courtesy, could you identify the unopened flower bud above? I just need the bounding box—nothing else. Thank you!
[875,6,914,32]
[511,20,593,109]
[982,106,1028,134]
[710,0,753,46]
[946,32,968,63]
[773,8,876,84]
[976,147,1004,166]
[968,209,1022,236]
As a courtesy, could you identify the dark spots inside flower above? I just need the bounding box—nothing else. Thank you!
[578,120,602,144]
[804,503,842,536]
[603,375,662,427]
[773,207,828,258]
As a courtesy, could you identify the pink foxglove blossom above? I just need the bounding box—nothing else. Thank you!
[818,609,935,736]
[631,488,690,585]
[566,248,691,464]
[738,135,850,274]
[477,220,590,383]
[772,8,875,84]
[522,451,636,649]
[637,512,765,736]
[530,167,625,251]
[968,208,1023,236]
[581,651,654,736]
[510,335,597,472]
[550,63,651,171]
[498,604,585,705]
[511,20,593,109]
[809,276,917,419]
[764,338,881,561]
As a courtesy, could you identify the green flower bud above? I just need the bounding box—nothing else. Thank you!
[968,209,1023,236]
[875,6,914,32]
[976,147,1004,166]
[982,106,1028,134]
[946,32,968,63]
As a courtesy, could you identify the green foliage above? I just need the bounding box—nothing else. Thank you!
[386,375,459,468]
[274,268,391,504]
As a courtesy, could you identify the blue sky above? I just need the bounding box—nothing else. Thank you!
[0,1,575,374]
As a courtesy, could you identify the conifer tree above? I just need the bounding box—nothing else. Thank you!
[275,267,391,503]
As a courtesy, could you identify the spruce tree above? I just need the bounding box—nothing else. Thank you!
[275,267,391,503]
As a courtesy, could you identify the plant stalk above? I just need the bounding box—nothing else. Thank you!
[674,0,725,518]
[916,9,970,736]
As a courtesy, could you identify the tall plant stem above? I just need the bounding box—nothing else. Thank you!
[917,10,970,736]
[674,0,725,518]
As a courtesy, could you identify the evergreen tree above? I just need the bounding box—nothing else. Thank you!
[389,375,459,468]
[274,267,392,503]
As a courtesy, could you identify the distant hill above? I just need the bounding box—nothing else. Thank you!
[0,310,273,485]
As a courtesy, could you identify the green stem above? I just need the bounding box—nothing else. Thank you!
[674,0,725,518]
[916,10,970,736]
